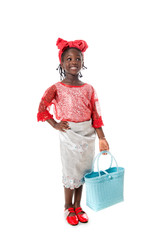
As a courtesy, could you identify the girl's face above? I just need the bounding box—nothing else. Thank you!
[61,48,83,76]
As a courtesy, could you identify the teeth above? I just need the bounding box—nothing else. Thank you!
[70,67,77,69]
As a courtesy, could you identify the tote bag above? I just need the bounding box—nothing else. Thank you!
[84,150,124,211]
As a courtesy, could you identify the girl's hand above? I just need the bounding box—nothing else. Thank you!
[99,138,109,155]
[54,121,71,132]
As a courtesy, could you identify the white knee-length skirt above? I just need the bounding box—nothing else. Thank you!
[59,120,96,189]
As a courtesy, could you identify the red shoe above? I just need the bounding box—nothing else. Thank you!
[75,207,89,223]
[64,208,79,226]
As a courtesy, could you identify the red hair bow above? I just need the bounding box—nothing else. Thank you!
[56,38,88,62]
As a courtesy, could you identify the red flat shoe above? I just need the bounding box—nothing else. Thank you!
[64,208,79,226]
[75,207,89,223]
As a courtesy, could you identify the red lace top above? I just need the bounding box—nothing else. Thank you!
[37,82,104,128]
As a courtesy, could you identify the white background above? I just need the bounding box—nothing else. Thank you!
[0,0,160,239]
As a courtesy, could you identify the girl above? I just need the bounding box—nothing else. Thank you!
[37,38,109,226]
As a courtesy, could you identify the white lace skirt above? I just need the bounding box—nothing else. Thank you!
[59,120,96,189]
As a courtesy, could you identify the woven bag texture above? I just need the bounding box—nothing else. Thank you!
[85,151,124,211]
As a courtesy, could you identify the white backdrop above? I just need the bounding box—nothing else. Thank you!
[0,0,160,239]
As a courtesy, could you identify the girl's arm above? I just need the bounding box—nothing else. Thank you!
[95,127,105,139]
[46,118,70,132]
[37,85,56,122]
[95,127,109,155]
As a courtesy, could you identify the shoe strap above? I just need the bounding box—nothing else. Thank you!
[75,207,83,214]
[64,208,75,218]
[68,207,75,213]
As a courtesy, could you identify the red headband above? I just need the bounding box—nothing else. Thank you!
[56,38,88,62]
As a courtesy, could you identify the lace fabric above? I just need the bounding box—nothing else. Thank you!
[62,176,85,189]
[37,82,104,128]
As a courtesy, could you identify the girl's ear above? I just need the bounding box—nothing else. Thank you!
[60,63,64,70]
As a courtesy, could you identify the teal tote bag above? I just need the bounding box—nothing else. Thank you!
[84,151,125,211]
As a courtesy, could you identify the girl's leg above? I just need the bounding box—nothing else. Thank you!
[74,185,83,210]
[64,187,75,216]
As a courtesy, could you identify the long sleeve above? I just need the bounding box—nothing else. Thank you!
[91,87,104,128]
[37,84,57,122]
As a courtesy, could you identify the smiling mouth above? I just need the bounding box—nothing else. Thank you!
[70,66,78,70]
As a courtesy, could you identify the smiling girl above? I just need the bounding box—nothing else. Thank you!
[37,38,109,226]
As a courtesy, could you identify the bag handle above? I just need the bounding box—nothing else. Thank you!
[93,150,119,177]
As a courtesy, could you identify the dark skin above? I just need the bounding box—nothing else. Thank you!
[47,48,109,216]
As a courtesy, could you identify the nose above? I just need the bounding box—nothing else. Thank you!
[71,59,77,65]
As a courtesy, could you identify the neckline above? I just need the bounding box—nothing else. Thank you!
[59,82,87,88]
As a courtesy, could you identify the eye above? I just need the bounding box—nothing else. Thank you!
[67,57,72,61]
[76,58,81,61]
